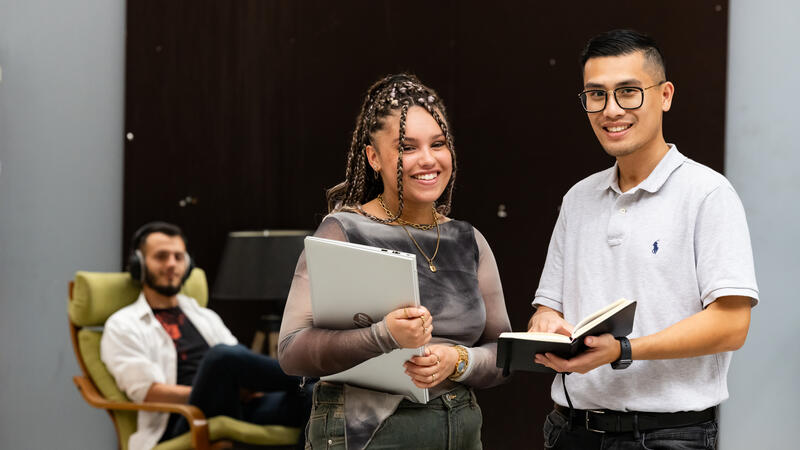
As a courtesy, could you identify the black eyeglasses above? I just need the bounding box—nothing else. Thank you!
[578,81,666,113]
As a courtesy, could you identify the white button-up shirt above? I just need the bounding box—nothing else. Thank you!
[534,145,759,412]
[100,293,237,450]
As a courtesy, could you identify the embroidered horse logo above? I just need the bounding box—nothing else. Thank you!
[652,240,660,254]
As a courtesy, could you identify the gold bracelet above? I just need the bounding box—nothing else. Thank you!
[448,345,469,380]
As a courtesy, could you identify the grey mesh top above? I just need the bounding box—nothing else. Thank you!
[278,211,511,448]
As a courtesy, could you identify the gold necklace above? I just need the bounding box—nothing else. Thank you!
[376,194,441,272]
[402,219,440,272]
[377,194,437,230]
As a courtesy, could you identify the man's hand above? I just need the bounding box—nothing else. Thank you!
[534,333,621,374]
[527,305,574,336]
[240,388,265,403]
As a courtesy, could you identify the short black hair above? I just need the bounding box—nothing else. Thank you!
[130,221,187,254]
[580,29,666,79]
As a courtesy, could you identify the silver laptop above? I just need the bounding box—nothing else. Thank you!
[304,236,429,403]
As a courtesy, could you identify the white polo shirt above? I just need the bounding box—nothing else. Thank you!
[101,293,237,450]
[533,145,758,412]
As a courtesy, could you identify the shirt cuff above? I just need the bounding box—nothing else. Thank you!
[702,287,760,308]
[127,380,156,404]
[532,295,563,313]
[373,319,400,353]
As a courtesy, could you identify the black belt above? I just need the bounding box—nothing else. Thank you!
[554,403,716,434]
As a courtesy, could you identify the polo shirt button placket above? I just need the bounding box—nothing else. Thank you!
[607,197,631,246]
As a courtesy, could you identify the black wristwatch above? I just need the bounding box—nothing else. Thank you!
[611,336,632,370]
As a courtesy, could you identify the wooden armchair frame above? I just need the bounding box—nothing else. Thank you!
[68,280,233,450]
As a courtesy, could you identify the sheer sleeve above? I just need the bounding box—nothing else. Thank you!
[277,216,400,377]
[458,227,512,388]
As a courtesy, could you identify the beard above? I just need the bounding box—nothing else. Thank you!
[603,144,638,158]
[144,267,183,296]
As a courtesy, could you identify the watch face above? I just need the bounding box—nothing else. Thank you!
[457,361,466,372]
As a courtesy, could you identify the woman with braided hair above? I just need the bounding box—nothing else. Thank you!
[278,73,511,449]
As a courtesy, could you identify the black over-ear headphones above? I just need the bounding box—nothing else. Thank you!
[127,221,194,285]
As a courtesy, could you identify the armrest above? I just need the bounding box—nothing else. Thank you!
[73,375,211,450]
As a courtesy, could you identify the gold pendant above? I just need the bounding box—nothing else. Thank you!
[429,263,437,272]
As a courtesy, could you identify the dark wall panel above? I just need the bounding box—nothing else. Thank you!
[124,2,728,448]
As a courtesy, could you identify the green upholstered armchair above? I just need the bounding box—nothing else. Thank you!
[68,269,302,450]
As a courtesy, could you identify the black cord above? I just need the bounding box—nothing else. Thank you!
[561,372,575,430]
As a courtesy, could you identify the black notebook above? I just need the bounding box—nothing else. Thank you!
[496,298,637,374]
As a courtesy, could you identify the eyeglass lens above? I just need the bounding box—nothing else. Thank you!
[580,87,643,112]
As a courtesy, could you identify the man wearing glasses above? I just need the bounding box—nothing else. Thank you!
[528,29,758,448]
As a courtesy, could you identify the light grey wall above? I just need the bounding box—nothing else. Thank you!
[0,0,125,448]
[721,1,800,448]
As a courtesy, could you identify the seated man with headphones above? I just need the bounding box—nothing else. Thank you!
[100,221,312,450]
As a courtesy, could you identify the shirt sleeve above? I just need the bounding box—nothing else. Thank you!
[695,183,759,307]
[533,202,567,312]
[204,306,239,346]
[277,216,400,377]
[100,316,165,403]
[454,227,512,388]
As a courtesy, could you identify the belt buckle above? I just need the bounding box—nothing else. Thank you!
[585,410,606,434]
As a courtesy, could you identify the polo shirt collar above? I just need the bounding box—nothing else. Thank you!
[596,144,685,194]
[597,164,620,192]
[638,144,685,193]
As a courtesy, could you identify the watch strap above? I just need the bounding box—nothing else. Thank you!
[448,345,469,380]
[611,336,632,370]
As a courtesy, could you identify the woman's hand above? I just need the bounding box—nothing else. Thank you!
[385,306,433,349]
[404,344,459,388]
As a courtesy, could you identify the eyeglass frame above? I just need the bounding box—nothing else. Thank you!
[578,81,666,113]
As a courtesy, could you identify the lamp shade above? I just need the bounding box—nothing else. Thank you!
[212,230,311,301]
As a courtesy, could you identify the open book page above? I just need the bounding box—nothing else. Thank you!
[572,298,632,338]
[496,299,636,374]
[498,331,571,344]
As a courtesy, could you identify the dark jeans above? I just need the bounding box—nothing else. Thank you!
[307,383,482,449]
[161,344,314,446]
[543,408,718,450]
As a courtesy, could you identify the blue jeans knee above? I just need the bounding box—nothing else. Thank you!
[201,343,249,371]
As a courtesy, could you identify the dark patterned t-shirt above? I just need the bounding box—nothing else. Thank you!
[152,306,210,386]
